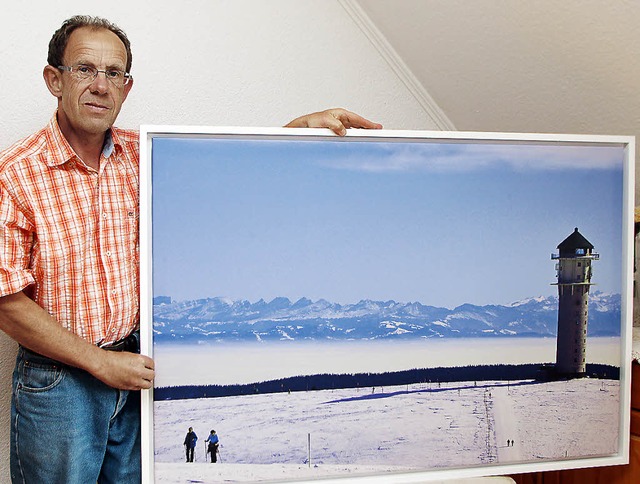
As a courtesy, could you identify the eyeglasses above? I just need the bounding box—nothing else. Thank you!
[57,64,132,87]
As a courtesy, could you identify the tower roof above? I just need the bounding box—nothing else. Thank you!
[557,227,594,251]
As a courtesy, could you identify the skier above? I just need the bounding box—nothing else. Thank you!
[184,427,198,462]
[205,430,220,463]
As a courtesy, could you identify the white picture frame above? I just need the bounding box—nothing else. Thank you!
[139,126,635,483]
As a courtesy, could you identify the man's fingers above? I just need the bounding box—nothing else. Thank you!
[99,351,156,390]
[284,108,382,136]
[338,110,383,130]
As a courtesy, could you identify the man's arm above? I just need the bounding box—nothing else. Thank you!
[0,291,154,390]
[285,108,382,136]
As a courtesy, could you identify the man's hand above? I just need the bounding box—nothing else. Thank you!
[0,291,155,391]
[285,108,382,136]
[91,350,155,391]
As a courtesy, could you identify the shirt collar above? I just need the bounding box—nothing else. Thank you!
[44,112,122,167]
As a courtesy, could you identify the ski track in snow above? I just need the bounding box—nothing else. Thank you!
[153,378,620,482]
[492,385,522,463]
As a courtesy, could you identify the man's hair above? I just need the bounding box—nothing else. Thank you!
[47,15,133,72]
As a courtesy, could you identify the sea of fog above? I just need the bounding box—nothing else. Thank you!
[152,337,621,387]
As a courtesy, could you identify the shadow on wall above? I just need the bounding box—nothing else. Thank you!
[635,208,640,327]
[0,331,18,481]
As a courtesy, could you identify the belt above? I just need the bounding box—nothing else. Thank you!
[100,331,139,353]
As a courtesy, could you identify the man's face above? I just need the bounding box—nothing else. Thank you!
[55,26,132,138]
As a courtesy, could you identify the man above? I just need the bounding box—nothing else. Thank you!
[183,427,198,463]
[0,14,380,484]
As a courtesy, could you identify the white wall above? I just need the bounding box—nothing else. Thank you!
[0,0,439,479]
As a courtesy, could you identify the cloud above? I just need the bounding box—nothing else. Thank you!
[317,141,625,174]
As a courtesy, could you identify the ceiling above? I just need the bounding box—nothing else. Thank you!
[353,0,639,191]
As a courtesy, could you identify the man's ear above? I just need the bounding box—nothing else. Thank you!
[121,77,133,102]
[43,65,63,98]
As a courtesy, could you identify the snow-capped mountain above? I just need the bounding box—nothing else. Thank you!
[152,292,621,343]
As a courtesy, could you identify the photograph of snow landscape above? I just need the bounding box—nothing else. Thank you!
[142,130,631,483]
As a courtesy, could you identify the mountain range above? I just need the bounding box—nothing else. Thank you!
[152,292,621,343]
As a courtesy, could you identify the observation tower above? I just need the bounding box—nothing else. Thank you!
[551,228,599,377]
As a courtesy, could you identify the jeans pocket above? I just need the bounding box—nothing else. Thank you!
[18,357,65,392]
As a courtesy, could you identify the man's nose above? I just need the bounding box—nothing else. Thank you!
[89,70,111,93]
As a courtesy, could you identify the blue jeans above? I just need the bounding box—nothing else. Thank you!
[10,347,141,483]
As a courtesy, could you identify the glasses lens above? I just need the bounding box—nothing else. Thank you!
[76,65,97,79]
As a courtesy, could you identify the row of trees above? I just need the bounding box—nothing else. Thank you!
[154,363,619,401]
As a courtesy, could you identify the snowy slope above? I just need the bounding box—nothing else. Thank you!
[153,378,620,482]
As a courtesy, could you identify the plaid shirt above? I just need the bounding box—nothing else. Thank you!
[0,114,140,345]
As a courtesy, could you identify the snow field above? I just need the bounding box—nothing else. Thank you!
[507,379,620,460]
[153,378,620,482]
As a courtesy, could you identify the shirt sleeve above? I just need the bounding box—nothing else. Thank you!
[0,184,35,296]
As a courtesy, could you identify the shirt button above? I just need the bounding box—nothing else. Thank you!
[106,251,112,257]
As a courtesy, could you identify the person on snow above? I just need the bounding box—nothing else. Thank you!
[205,430,220,463]
[184,427,198,462]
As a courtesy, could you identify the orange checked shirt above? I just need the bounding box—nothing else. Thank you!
[0,114,140,346]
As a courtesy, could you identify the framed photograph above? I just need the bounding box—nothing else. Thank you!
[139,127,635,483]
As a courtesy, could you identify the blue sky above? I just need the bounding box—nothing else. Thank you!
[150,135,625,308]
